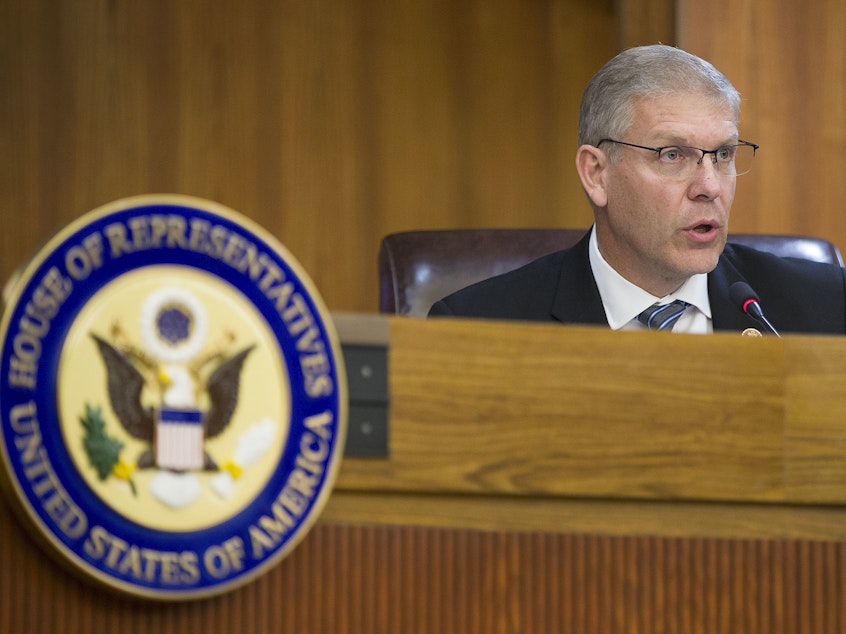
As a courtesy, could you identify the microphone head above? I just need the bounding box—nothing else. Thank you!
[729,281,760,315]
[728,281,780,336]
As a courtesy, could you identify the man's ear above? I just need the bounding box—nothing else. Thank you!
[575,144,608,208]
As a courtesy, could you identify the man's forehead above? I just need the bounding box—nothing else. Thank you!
[628,93,739,139]
[631,92,737,120]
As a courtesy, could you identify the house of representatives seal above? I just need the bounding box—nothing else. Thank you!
[0,195,347,600]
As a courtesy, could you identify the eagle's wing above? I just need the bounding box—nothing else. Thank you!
[91,334,155,441]
[205,345,255,439]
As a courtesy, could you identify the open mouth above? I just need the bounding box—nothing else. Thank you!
[693,223,713,234]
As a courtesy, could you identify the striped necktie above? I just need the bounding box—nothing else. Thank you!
[637,300,690,331]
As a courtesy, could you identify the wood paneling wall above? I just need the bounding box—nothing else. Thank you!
[3,504,846,634]
[678,0,846,249]
[5,0,841,313]
[1,0,621,313]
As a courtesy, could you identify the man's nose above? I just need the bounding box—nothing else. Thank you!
[689,155,723,197]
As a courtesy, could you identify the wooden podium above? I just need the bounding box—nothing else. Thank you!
[3,315,846,632]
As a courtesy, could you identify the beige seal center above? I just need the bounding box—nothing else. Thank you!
[57,265,290,532]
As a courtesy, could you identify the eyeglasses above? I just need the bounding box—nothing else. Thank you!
[597,139,759,178]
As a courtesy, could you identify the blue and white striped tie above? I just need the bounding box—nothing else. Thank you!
[637,300,690,331]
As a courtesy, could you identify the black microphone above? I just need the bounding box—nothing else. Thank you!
[728,281,781,337]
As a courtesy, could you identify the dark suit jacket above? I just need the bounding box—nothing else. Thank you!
[429,231,846,335]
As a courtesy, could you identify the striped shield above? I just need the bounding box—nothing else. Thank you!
[155,408,205,471]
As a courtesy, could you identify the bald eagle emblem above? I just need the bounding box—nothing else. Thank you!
[82,286,264,508]
[91,333,254,473]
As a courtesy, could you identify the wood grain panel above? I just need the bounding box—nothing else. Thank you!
[784,337,846,502]
[337,318,789,502]
[0,0,618,313]
[616,0,675,49]
[322,489,846,541]
[331,319,846,535]
[3,496,846,633]
[678,0,846,251]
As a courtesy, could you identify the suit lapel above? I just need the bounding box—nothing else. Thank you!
[550,232,609,325]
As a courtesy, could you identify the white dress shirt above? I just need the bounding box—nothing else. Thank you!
[588,228,713,334]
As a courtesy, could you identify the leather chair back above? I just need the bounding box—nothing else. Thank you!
[379,228,844,317]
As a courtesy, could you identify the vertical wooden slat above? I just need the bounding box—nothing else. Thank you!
[3,497,846,632]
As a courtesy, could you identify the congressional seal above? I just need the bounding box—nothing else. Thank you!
[0,195,347,600]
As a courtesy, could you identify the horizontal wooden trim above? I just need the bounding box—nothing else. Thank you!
[322,490,846,542]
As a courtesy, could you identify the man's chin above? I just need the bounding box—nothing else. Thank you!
[676,245,722,276]
[686,253,721,276]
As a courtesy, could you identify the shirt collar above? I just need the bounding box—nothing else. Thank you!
[588,227,712,330]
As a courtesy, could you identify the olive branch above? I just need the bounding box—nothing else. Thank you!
[80,404,137,496]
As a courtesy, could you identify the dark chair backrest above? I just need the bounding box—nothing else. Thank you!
[379,228,844,317]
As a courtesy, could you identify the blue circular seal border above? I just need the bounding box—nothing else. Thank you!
[0,195,348,600]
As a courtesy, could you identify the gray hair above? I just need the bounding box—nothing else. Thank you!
[578,45,741,151]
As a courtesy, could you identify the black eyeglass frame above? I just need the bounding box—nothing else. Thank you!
[596,138,759,173]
